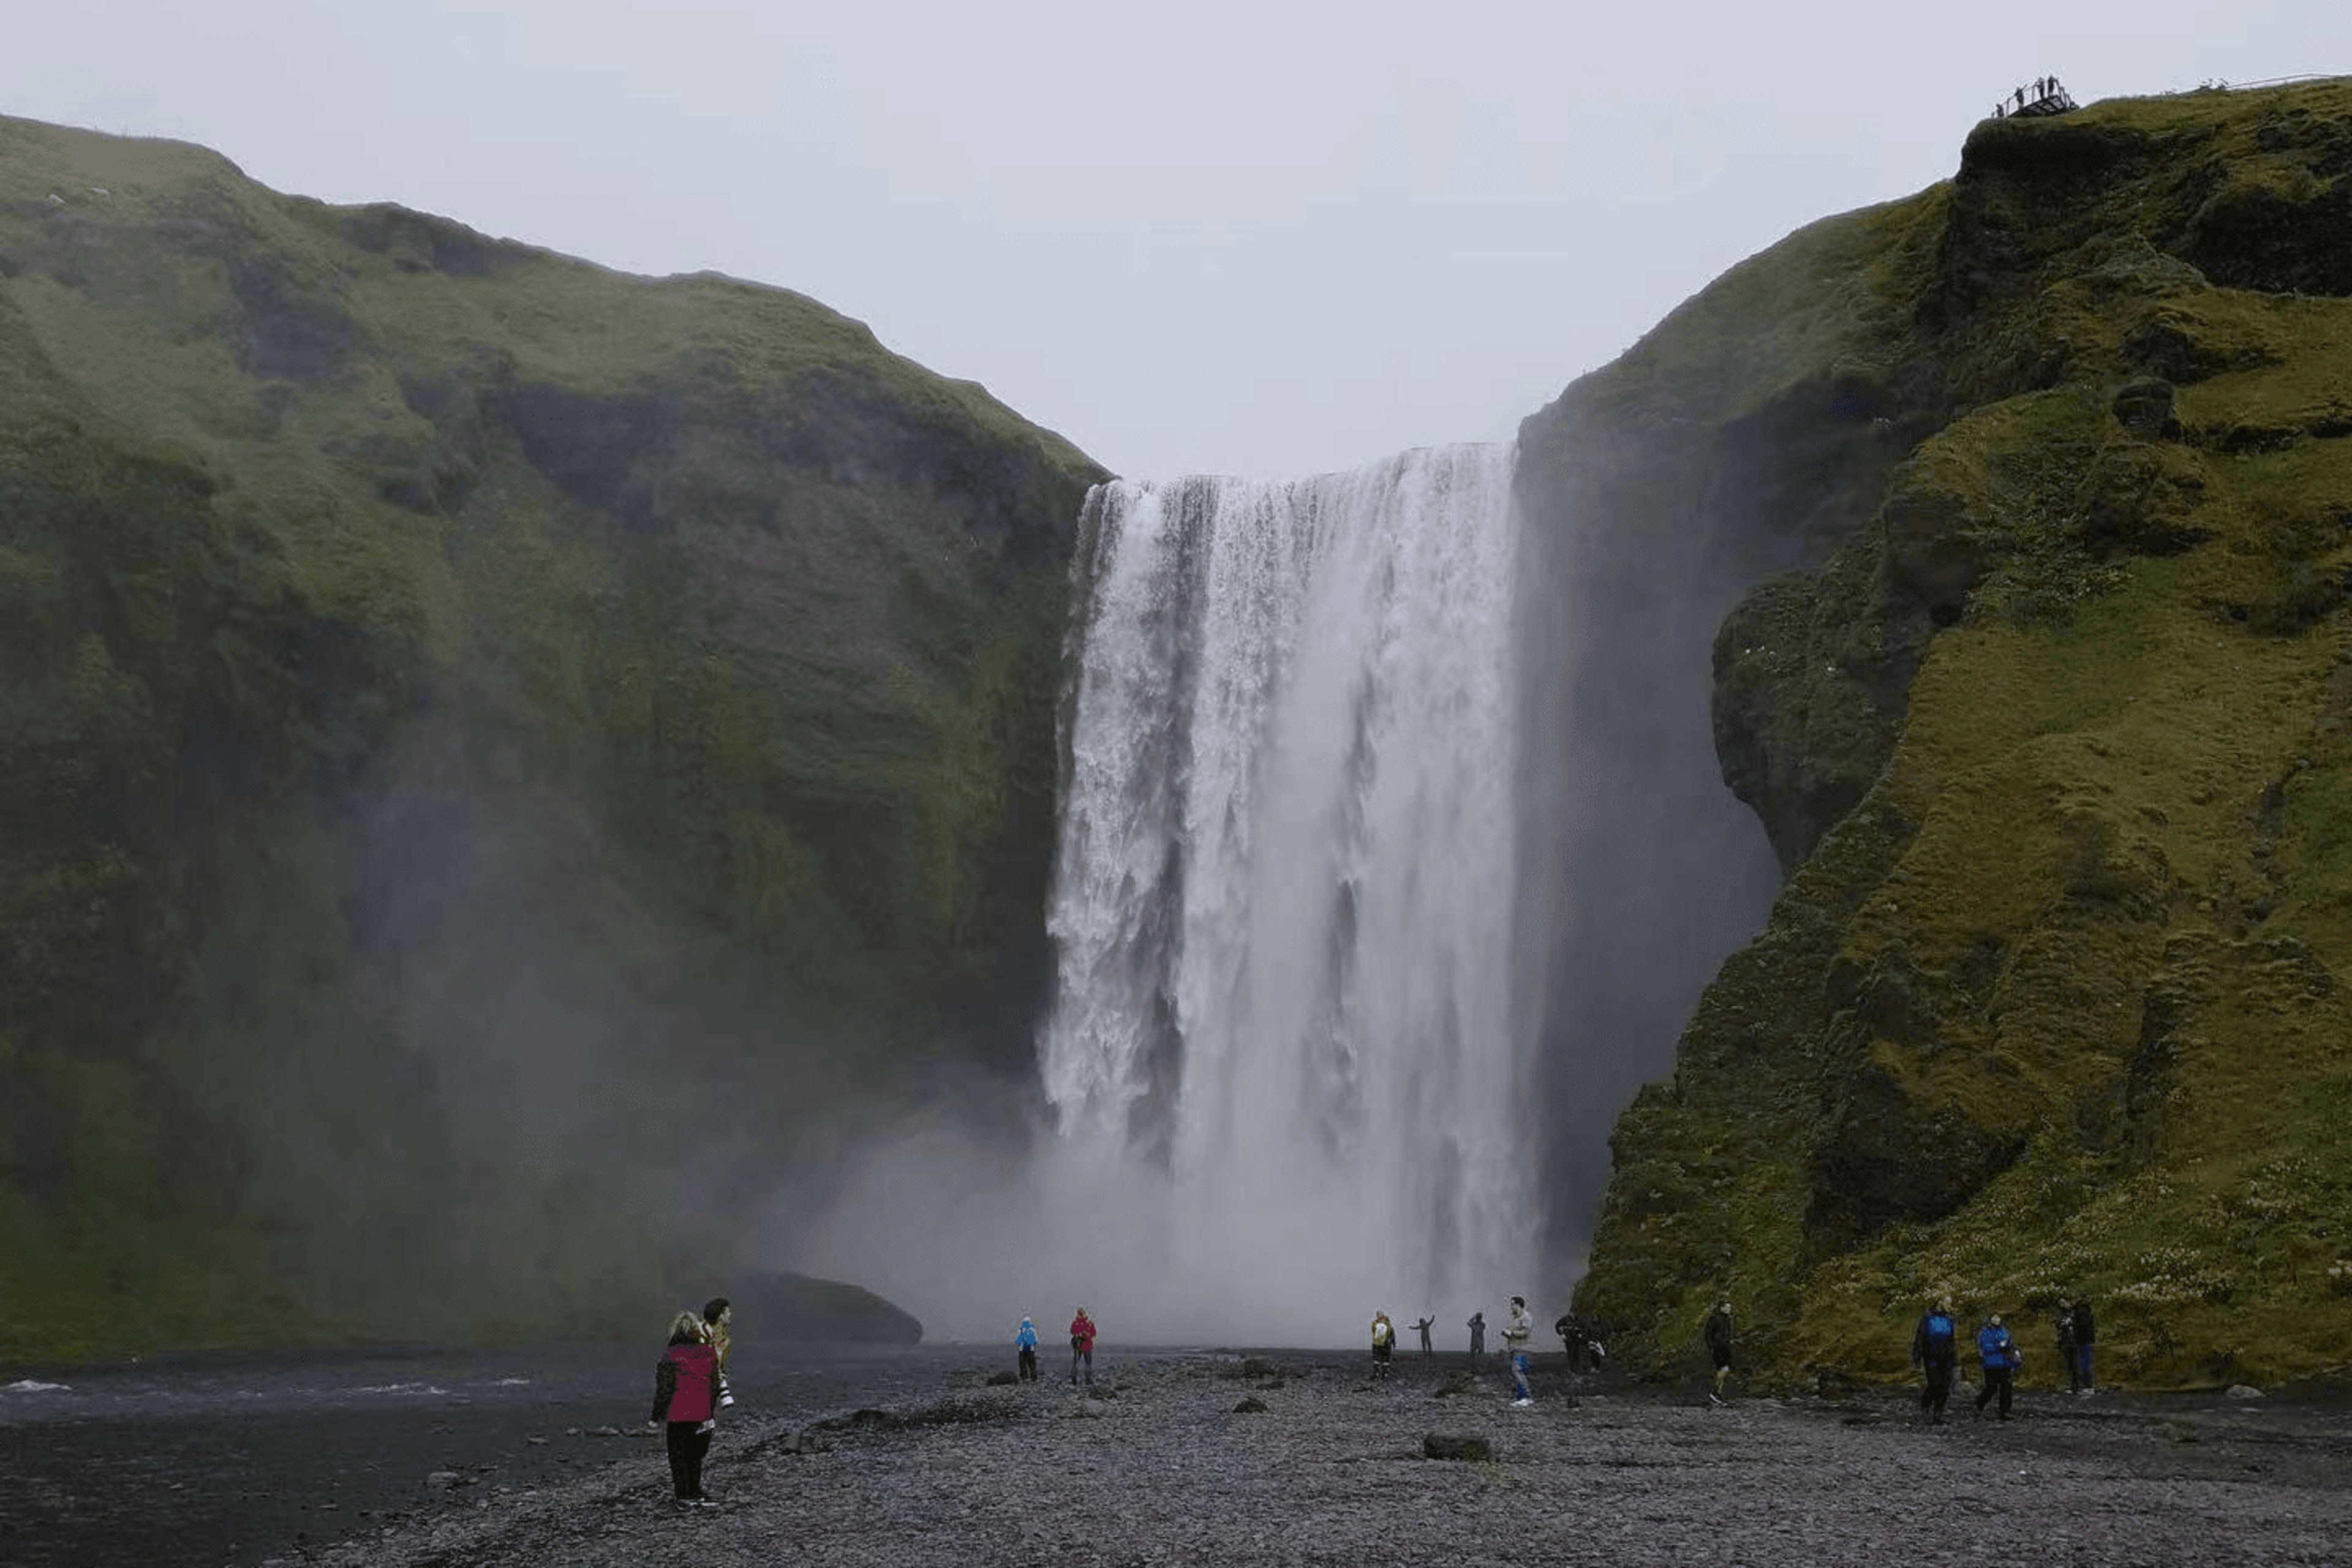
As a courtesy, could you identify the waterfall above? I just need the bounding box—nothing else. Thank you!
[1039,443,1531,1329]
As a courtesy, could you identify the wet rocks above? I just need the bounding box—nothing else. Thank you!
[1422,1433,1493,1461]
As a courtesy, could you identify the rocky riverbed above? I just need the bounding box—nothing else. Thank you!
[270,1351,2352,1567]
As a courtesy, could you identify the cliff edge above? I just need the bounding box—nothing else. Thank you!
[0,116,1103,1362]
[1528,80,2352,1390]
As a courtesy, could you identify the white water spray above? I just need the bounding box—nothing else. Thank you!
[1037,443,1531,1336]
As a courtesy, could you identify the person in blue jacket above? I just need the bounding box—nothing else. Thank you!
[1014,1316,1040,1382]
[1974,1314,2021,1420]
[1911,1299,1959,1423]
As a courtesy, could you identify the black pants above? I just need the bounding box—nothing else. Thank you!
[1975,1366,2013,1419]
[1017,1348,1038,1381]
[1920,1359,1953,1418]
[666,1422,712,1499]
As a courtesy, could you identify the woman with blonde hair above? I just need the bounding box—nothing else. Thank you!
[651,1310,721,1506]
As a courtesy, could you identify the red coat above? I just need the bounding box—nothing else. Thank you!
[1069,1314,1096,1352]
[655,1343,718,1423]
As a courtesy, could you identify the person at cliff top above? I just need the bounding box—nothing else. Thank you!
[1704,1301,1735,1406]
[1974,1314,2021,1420]
[700,1297,735,1411]
[1503,1296,1536,1406]
[1911,1299,1959,1424]
[1411,1315,1435,1356]
[1467,1311,1486,1363]
[1371,1311,1396,1377]
[651,1310,722,1507]
[1069,1308,1097,1387]
[2070,1297,2097,1393]
[1014,1316,1040,1382]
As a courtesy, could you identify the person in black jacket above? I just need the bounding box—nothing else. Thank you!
[2071,1298,2097,1393]
[1556,1312,1605,1408]
[1703,1302,1734,1406]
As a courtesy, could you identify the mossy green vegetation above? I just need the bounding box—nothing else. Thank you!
[0,116,1102,1363]
[1564,80,2352,1391]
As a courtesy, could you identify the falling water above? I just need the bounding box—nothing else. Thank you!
[1039,444,1531,1330]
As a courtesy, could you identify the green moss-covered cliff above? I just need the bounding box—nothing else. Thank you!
[1532,81,2352,1390]
[0,117,1103,1362]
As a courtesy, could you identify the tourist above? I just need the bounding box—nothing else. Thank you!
[650,1309,721,1507]
[701,1296,735,1410]
[1555,1311,1605,1407]
[1467,1310,1486,1365]
[1069,1306,1098,1387]
[1504,1296,1536,1406]
[1705,1301,1736,1406]
[2071,1297,2097,1393]
[1015,1316,1039,1382]
[2055,1302,2079,1393]
[1975,1314,2019,1420]
[1371,1311,1395,1378]
[1555,1311,1605,1374]
[1412,1314,1435,1357]
[1911,1299,1959,1424]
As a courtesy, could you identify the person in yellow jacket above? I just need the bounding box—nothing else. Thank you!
[1370,1311,1396,1378]
[700,1297,736,1410]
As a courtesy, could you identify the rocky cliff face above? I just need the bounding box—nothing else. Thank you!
[1527,81,2352,1389]
[0,117,1103,1361]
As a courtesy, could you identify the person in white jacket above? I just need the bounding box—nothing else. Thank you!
[1503,1296,1536,1406]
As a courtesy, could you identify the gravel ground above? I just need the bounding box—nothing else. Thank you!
[271,1352,2352,1568]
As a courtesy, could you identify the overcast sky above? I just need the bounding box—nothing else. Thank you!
[6,2,2344,478]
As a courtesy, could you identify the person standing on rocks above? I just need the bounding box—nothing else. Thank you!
[1504,1296,1536,1406]
[1467,1311,1486,1365]
[1371,1311,1396,1378]
[1975,1314,2020,1420]
[650,1310,721,1508]
[1069,1307,1098,1387]
[1412,1315,1435,1357]
[2071,1297,2097,1393]
[1703,1301,1736,1404]
[701,1297,735,1411]
[1911,1299,1959,1423]
[1555,1311,1605,1408]
[1704,1301,1735,1406]
[1015,1316,1040,1382]
[2054,1303,2079,1393]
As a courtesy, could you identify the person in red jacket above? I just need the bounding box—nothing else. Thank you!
[650,1310,720,1506]
[1069,1308,1097,1387]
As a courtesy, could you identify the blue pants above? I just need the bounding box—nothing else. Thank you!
[1511,1352,1532,1401]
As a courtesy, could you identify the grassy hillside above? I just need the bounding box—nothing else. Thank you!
[1540,81,2352,1391]
[0,117,1104,1363]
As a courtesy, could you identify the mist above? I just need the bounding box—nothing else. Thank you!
[788,423,1793,1346]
